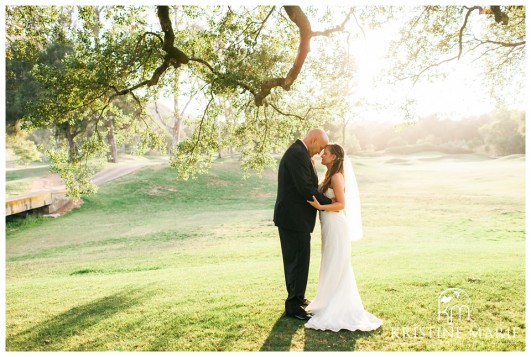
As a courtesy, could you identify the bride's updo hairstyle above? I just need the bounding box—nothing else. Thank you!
[320,144,345,193]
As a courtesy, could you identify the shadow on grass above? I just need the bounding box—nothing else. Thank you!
[7,289,147,351]
[260,313,383,351]
[260,313,304,351]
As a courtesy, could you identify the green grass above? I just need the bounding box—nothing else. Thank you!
[5,165,52,182]
[5,153,525,351]
[5,165,52,196]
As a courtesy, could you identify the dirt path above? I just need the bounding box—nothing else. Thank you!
[30,173,64,193]
[29,160,164,194]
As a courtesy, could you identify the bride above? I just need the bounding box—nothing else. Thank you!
[305,144,382,332]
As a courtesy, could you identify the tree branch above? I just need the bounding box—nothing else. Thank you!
[110,58,171,99]
[395,55,459,85]
[482,39,525,47]
[352,10,367,46]
[254,6,275,42]
[312,8,355,37]
[111,6,188,102]
[254,6,351,106]
[143,31,163,46]
[268,103,325,121]
[188,57,256,96]
[113,6,351,111]
[252,6,311,106]
[458,6,482,59]
[157,5,189,67]
[489,5,509,25]
[471,42,524,65]
[188,57,215,72]
[180,82,210,118]
[193,95,214,154]
[400,5,522,85]
[269,103,305,120]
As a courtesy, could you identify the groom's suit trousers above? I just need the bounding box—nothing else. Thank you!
[278,227,311,314]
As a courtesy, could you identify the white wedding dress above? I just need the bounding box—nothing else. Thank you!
[305,188,382,332]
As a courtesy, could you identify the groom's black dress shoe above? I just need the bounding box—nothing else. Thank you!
[285,310,313,321]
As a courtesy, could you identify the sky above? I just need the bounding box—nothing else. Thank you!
[337,8,523,122]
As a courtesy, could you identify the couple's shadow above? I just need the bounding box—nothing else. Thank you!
[260,313,379,351]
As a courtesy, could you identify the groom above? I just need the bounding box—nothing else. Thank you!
[274,128,332,320]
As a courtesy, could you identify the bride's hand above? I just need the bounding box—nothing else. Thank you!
[307,195,322,210]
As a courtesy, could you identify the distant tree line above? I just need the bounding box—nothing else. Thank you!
[325,110,525,157]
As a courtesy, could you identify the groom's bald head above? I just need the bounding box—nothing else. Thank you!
[303,129,329,157]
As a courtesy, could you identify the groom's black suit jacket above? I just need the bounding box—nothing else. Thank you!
[274,140,332,233]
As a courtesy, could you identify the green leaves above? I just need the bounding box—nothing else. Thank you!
[47,139,105,199]
[6,131,42,166]
[7,5,359,185]
[169,139,215,181]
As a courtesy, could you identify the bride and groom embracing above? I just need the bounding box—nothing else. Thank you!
[273,128,382,332]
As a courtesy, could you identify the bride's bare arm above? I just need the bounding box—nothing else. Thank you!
[307,173,345,211]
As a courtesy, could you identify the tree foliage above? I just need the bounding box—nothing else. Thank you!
[5,5,526,197]
[5,130,42,166]
[479,111,525,156]
[388,5,525,107]
[7,5,354,191]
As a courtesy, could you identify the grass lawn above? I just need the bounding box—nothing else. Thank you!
[4,153,525,351]
[5,165,52,196]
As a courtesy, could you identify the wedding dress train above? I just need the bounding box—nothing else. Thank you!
[305,188,382,332]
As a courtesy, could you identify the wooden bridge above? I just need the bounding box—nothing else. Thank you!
[5,190,68,216]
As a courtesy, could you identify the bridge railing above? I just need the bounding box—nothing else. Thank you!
[5,190,68,216]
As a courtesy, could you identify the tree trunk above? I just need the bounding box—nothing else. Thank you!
[172,7,183,146]
[218,125,223,159]
[64,123,77,161]
[107,118,118,163]
[342,120,346,148]
[173,72,182,146]
[106,122,118,162]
